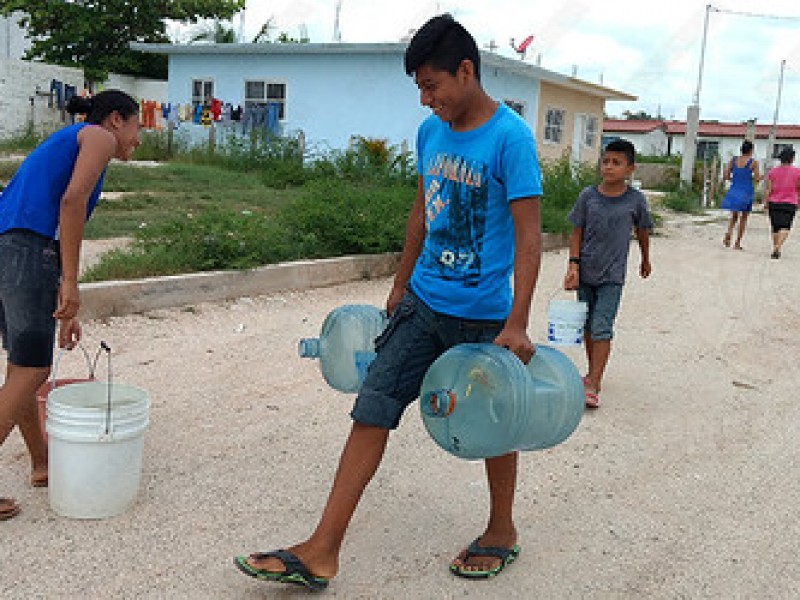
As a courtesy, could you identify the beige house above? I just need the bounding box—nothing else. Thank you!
[537,79,635,165]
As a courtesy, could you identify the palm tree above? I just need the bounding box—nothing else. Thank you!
[189,20,236,44]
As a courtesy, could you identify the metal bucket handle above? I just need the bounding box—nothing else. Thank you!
[51,341,113,434]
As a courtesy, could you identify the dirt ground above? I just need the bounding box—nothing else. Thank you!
[3,209,800,599]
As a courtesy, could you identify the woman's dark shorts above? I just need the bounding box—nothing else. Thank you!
[768,203,797,233]
[0,229,60,367]
[351,290,505,430]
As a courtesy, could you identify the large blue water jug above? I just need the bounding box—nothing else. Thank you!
[419,344,583,459]
[298,305,387,393]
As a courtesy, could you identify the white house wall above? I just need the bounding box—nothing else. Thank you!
[0,13,30,60]
[104,73,167,103]
[0,58,84,139]
[167,52,540,152]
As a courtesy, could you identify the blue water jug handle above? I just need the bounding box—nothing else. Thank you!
[354,351,376,385]
[420,389,456,417]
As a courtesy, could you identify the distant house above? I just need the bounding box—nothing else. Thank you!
[133,41,634,163]
[604,118,800,165]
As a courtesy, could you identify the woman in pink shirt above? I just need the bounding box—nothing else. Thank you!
[764,147,800,259]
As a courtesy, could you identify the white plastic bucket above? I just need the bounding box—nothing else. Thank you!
[47,381,150,519]
[547,299,588,346]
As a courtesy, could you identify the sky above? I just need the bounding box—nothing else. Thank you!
[188,0,800,125]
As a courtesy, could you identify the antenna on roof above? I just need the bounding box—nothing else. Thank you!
[333,0,343,42]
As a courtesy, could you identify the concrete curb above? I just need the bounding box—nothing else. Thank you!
[80,233,569,320]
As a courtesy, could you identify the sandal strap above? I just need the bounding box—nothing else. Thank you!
[248,549,321,582]
[463,538,517,561]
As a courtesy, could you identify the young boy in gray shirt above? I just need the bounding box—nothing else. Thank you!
[563,138,652,408]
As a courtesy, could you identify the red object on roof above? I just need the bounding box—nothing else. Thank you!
[604,119,800,139]
[515,35,535,53]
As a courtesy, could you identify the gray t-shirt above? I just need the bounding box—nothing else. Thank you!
[567,185,653,286]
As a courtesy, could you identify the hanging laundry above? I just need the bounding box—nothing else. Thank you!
[211,98,222,121]
[266,102,280,136]
[49,80,63,110]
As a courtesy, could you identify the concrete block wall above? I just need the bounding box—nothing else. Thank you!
[0,58,84,139]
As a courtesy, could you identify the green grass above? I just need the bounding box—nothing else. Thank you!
[4,138,594,281]
[85,163,303,239]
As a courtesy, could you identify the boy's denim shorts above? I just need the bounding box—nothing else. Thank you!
[351,290,505,430]
[577,283,623,342]
[0,229,61,368]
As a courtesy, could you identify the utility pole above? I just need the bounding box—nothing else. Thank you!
[766,59,786,170]
[680,4,713,187]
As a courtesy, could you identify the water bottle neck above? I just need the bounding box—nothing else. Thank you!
[298,338,320,358]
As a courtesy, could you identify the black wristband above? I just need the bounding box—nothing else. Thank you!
[568,257,581,265]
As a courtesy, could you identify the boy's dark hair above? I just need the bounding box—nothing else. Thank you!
[66,90,139,125]
[779,146,795,164]
[740,140,754,154]
[603,138,636,165]
[404,14,481,81]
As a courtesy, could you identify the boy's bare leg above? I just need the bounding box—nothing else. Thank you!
[246,422,390,579]
[586,339,611,393]
[734,213,748,249]
[583,332,597,391]
[452,452,518,572]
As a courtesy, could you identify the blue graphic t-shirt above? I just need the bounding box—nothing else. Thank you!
[410,103,542,320]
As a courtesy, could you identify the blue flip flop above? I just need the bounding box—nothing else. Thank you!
[233,549,329,591]
[450,538,520,579]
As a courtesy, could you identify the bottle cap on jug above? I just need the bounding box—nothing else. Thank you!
[298,338,320,358]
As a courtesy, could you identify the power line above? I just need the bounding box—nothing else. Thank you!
[711,5,800,22]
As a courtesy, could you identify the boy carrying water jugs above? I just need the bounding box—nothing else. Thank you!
[562,138,653,409]
[235,13,543,589]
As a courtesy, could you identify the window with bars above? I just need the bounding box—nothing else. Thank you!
[191,79,214,104]
[773,143,794,159]
[244,80,287,119]
[544,108,564,144]
[584,116,598,147]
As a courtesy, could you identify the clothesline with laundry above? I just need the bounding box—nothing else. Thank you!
[44,80,282,136]
[139,99,282,135]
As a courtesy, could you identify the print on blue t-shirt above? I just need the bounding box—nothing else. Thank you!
[422,154,488,287]
[410,103,542,321]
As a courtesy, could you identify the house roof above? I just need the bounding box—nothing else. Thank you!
[130,41,636,102]
[602,119,663,133]
[604,118,800,140]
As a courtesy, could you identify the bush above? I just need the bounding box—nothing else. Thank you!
[280,179,412,257]
[539,154,598,233]
[663,184,703,213]
[83,178,413,281]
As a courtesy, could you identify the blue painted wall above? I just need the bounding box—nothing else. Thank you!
[167,50,540,152]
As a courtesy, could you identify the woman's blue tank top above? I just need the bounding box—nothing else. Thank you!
[0,123,106,239]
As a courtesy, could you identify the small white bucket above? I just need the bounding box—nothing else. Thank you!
[547,299,588,346]
[47,381,150,519]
